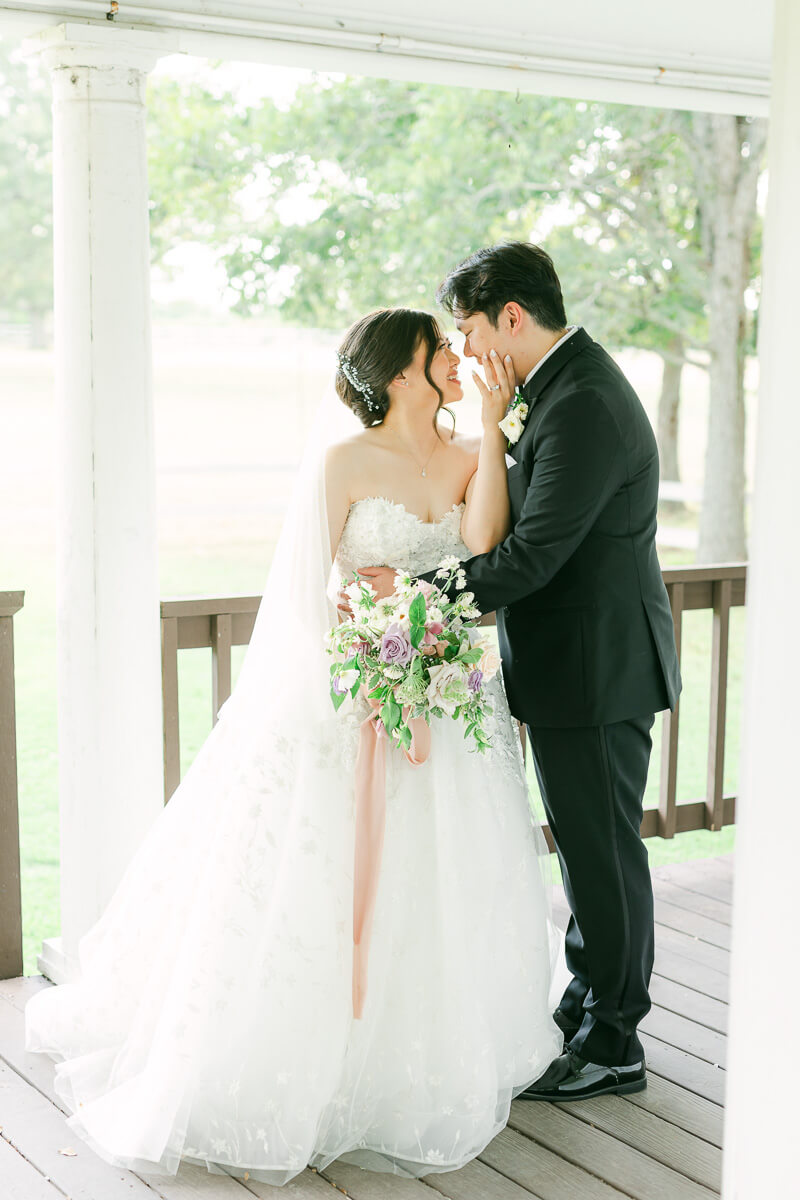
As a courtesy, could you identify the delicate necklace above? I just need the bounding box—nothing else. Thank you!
[386,427,440,477]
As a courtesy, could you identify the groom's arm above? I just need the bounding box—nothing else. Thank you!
[420,390,628,614]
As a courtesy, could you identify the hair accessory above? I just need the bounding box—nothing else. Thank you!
[336,352,382,412]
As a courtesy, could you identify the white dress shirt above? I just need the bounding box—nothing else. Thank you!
[522,325,580,389]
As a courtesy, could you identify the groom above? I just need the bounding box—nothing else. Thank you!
[362,242,681,1100]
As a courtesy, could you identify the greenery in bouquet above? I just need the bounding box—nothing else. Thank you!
[325,558,500,753]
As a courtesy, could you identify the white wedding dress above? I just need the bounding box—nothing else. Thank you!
[25,493,563,1187]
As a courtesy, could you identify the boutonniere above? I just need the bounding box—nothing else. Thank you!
[498,389,531,445]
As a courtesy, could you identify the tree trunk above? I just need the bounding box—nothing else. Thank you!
[28,309,49,350]
[652,345,686,518]
[656,341,684,512]
[695,114,766,564]
[698,224,748,562]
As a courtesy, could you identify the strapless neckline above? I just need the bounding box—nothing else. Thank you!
[336,495,469,578]
[349,497,465,526]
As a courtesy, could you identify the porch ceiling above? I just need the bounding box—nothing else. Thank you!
[0,0,773,114]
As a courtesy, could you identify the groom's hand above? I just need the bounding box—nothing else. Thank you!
[336,565,398,617]
[357,566,398,600]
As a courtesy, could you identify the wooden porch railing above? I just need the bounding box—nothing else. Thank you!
[0,591,24,981]
[160,564,747,850]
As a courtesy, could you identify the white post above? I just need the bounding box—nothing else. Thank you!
[25,24,178,983]
[722,1,800,1194]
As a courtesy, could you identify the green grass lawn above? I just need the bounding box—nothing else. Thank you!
[3,324,740,974]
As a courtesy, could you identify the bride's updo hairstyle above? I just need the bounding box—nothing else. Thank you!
[335,308,446,429]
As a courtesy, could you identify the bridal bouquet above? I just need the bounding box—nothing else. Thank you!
[326,558,500,753]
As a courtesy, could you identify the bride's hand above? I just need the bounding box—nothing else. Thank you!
[472,350,516,431]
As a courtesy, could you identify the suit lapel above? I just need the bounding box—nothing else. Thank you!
[508,327,593,461]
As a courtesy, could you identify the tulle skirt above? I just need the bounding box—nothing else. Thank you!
[24,677,564,1186]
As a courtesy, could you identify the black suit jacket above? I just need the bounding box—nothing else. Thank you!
[423,328,681,728]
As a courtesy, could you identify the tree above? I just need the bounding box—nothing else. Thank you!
[2,53,764,559]
[0,43,53,347]
[221,79,765,555]
[690,114,766,562]
[537,108,710,501]
[145,75,262,265]
[0,53,259,344]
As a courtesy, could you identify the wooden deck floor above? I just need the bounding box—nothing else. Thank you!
[0,855,732,1200]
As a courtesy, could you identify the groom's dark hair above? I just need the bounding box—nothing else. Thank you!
[436,242,567,332]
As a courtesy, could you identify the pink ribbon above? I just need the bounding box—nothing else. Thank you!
[352,699,430,1019]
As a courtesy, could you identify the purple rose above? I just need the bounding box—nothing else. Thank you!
[468,668,484,694]
[379,624,415,667]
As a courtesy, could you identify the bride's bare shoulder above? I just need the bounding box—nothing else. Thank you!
[325,433,384,496]
[446,429,481,459]
[326,431,379,470]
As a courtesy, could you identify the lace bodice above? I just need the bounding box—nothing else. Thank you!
[336,497,469,578]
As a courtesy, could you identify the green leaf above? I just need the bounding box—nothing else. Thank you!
[458,648,483,665]
[381,696,402,733]
[408,593,427,626]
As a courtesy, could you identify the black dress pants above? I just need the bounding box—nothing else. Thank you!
[526,715,656,1066]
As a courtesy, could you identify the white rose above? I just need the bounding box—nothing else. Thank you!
[498,411,524,444]
[426,661,471,717]
[479,647,501,681]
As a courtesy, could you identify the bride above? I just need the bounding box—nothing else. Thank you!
[25,306,564,1187]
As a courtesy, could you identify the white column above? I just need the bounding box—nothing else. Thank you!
[25,24,178,982]
[722,1,800,1195]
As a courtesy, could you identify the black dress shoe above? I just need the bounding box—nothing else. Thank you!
[518,1046,647,1101]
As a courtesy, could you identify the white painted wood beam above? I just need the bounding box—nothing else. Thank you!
[1,3,770,115]
[723,0,799,1194]
[23,22,177,983]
